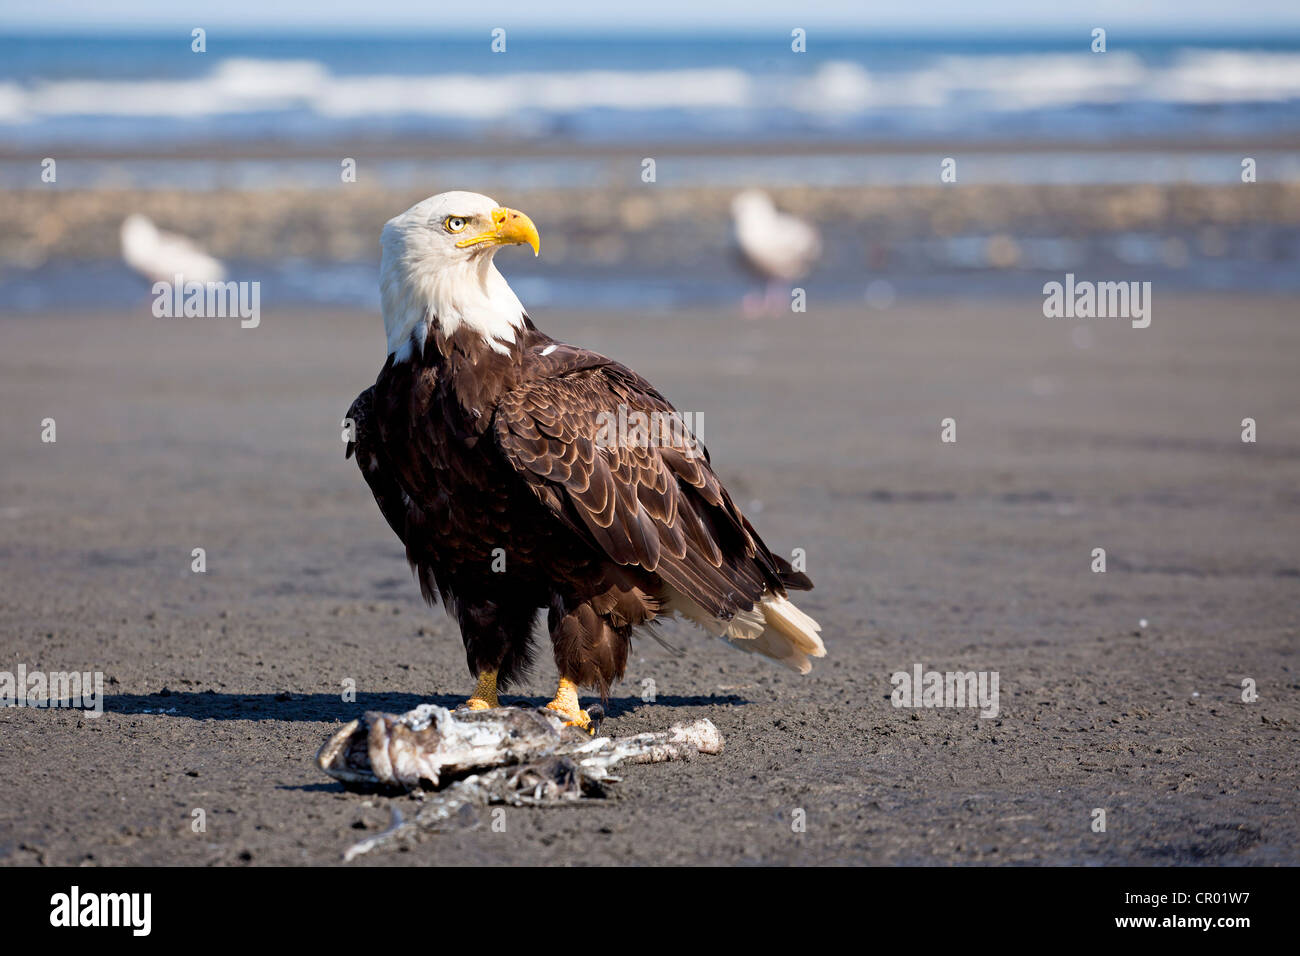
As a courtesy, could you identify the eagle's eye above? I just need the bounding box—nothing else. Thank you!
[444,216,469,233]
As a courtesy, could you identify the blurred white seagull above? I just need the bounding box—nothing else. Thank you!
[730,189,821,318]
[120,214,226,286]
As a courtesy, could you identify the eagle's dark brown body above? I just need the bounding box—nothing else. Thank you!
[346,318,812,696]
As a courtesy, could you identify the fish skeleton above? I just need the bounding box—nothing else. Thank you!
[316,704,723,859]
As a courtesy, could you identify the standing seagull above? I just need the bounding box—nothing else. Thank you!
[731,189,821,317]
[346,191,824,730]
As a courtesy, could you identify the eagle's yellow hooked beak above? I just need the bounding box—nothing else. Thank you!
[456,207,540,256]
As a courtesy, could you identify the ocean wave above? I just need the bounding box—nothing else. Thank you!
[1,49,1298,125]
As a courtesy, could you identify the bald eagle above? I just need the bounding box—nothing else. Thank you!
[346,191,824,730]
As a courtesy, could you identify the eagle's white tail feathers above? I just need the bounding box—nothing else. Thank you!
[663,589,825,675]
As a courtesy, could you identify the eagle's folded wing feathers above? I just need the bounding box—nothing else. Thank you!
[493,351,810,638]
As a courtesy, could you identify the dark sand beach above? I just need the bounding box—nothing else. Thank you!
[2,295,1297,865]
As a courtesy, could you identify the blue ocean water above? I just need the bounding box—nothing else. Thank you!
[2,31,1299,150]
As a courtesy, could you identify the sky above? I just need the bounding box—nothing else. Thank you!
[4,0,1300,34]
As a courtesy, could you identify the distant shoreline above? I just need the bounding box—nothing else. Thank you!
[4,146,1297,196]
[7,138,1300,162]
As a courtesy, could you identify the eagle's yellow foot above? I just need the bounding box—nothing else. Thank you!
[464,670,499,710]
[545,677,593,733]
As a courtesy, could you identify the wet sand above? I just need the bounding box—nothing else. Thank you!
[1,295,1297,865]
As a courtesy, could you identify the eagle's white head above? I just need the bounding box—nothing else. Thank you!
[380,190,540,362]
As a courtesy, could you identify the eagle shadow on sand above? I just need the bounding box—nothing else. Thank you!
[93,690,748,723]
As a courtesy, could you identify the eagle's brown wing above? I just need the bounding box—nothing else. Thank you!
[345,386,409,541]
[493,344,807,622]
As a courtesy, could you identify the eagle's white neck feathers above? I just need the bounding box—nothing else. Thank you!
[379,196,528,362]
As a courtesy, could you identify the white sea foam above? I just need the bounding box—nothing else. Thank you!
[1,50,1298,126]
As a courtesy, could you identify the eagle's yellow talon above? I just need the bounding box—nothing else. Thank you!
[567,713,594,733]
[545,702,592,731]
[464,669,499,710]
[545,677,593,732]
